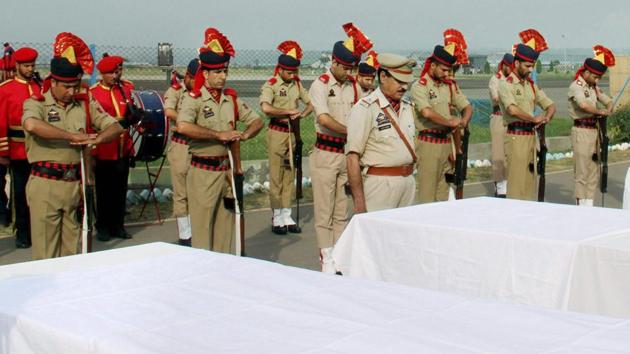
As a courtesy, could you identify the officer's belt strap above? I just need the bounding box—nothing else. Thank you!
[31,161,80,181]
[366,164,414,177]
[376,99,417,163]
[574,117,597,128]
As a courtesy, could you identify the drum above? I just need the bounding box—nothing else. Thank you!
[129,90,169,162]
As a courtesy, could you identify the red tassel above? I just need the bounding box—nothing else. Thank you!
[574,66,586,81]
[170,71,182,90]
[42,75,52,93]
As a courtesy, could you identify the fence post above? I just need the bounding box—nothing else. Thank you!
[89,44,98,86]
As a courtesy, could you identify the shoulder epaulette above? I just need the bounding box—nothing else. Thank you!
[188,91,201,99]
[576,80,583,87]
[319,74,329,84]
[0,79,13,88]
[418,77,427,86]
[506,76,514,83]
[495,72,501,79]
[267,77,277,85]
[359,95,376,107]
[402,96,412,105]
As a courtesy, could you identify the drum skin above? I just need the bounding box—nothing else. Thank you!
[130,90,169,162]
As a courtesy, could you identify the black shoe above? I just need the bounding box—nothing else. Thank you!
[496,194,507,198]
[15,239,31,249]
[287,224,301,234]
[272,225,287,235]
[114,228,132,239]
[178,238,192,247]
[97,229,111,242]
[335,271,343,276]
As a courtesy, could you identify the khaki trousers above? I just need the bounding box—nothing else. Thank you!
[187,166,235,254]
[266,128,295,209]
[490,114,507,182]
[571,127,599,200]
[309,148,349,249]
[505,133,537,201]
[364,174,415,212]
[26,175,81,260]
[416,140,452,203]
[167,140,191,217]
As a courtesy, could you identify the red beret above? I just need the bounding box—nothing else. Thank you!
[96,55,124,73]
[13,47,38,63]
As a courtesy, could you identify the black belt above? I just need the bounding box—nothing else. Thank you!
[574,118,597,128]
[31,162,80,181]
[316,134,346,152]
[190,155,230,171]
[8,129,25,138]
[418,130,449,139]
[507,122,535,132]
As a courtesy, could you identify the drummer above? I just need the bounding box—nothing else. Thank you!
[89,54,135,241]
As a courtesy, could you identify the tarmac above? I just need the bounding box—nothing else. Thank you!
[2,161,629,270]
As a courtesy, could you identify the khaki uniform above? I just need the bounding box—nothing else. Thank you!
[178,87,260,253]
[568,75,612,200]
[346,88,416,211]
[498,72,553,200]
[259,77,310,210]
[489,73,507,182]
[164,85,191,217]
[410,74,469,203]
[308,70,358,249]
[22,91,117,260]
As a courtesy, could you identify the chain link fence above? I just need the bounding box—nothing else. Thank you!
[4,42,604,160]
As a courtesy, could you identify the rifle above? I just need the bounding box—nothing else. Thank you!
[80,142,95,253]
[289,116,303,232]
[597,116,609,207]
[536,124,547,202]
[228,141,246,256]
[453,126,470,199]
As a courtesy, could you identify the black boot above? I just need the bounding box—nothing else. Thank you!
[272,225,288,235]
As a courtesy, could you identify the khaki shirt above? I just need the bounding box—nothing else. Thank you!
[410,74,470,131]
[308,69,358,138]
[498,72,554,125]
[568,75,612,120]
[178,87,260,156]
[164,86,187,132]
[488,72,504,106]
[22,91,117,164]
[259,76,310,123]
[346,88,416,168]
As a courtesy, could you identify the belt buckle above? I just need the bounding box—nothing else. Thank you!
[62,168,76,181]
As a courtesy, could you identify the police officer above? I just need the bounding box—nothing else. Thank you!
[90,54,135,241]
[347,53,417,212]
[356,50,378,97]
[488,53,513,197]
[308,23,371,273]
[569,46,614,206]
[22,34,124,259]
[498,30,556,201]
[410,41,472,203]
[177,28,263,253]
[0,47,40,248]
[164,59,199,246]
[260,40,313,235]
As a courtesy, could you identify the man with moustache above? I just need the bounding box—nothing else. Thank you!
[347,53,417,212]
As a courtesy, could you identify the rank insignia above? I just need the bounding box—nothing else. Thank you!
[328,89,336,97]
[428,90,437,100]
[203,106,215,118]
[584,90,590,98]
[516,89,522,96]
[47,109,60,122]
[375,112,391,131]
[279,88,287,97]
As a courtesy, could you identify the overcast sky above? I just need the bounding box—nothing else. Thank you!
[2,0,629,52]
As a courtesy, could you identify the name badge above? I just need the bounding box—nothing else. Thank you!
[47,109,60,122]
[203,106,214,118]
[375,112,391,131]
